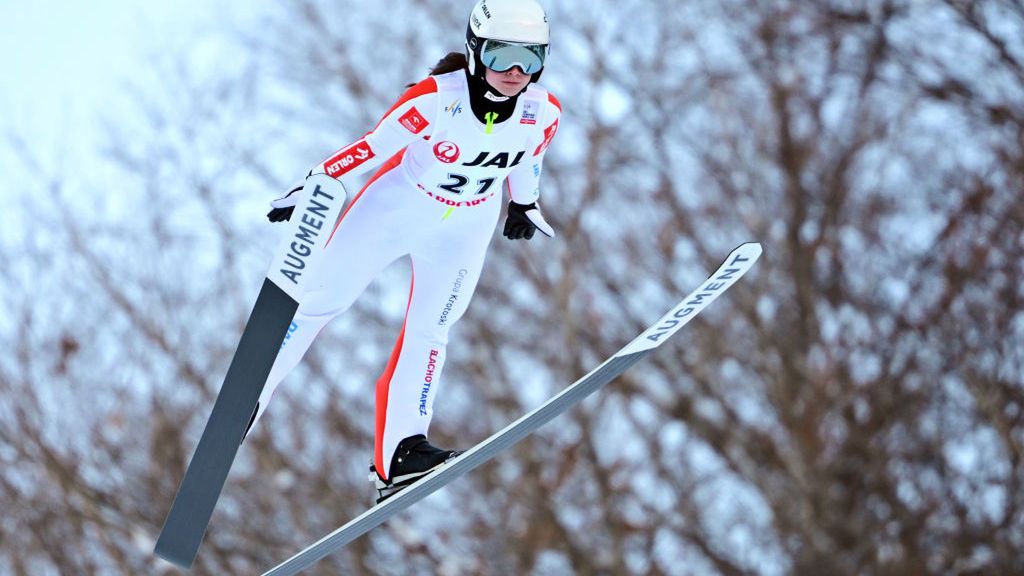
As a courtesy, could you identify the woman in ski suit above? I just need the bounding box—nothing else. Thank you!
[253,0,560,502]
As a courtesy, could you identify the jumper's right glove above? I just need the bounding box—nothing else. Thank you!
[267,179,305,223]
[503,201,555,240]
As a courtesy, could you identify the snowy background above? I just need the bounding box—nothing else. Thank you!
[1,1,1022,575]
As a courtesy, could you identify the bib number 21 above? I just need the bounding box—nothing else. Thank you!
[438,175,496,196]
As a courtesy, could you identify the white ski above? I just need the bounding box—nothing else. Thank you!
[261,242,763,576]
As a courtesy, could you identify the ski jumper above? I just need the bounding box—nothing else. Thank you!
[253,70,561,480]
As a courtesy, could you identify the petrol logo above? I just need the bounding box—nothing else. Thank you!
[399,106,429,134]
[324,141,374,178]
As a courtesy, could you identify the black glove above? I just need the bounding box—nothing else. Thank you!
[503,201,537,240]
[267,181,305,223]
[267,204,295,223]
[503,201,555,240]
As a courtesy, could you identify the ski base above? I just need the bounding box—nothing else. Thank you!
[155,278,298,569]
[155,173,348,569]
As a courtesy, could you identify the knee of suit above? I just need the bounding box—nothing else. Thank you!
[403,323,451,349]
[296,300,348,319]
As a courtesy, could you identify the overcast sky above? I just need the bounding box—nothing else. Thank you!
[0,1,254,195]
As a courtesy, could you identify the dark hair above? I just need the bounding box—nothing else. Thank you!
[406,52,468,87]
[429,52,469,75]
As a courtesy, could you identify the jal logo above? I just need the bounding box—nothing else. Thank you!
[461,150,525,168]
[521,101,538,125]
[433,141,461,164]
[445,100,463,117]
[399,106,429,134]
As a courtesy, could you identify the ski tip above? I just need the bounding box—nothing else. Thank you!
[733,242,763,261]
[153,544,197,571]
[616,242,763,356]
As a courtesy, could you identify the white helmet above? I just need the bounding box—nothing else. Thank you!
[466,0,550,78]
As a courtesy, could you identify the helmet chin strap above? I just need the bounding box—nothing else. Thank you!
[465,40,478,76]
[484,90,512,102]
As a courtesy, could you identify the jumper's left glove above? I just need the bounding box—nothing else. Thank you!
[503,201,555,240]
[267,179,305,223]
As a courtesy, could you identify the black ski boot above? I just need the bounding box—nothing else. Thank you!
[369,435,462,503]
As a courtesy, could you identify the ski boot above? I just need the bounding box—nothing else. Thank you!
[369,435,462,503]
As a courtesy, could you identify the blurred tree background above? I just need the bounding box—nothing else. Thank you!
[1,0,1021,574]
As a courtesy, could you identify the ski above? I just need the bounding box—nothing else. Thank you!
[155,174,348,569]
[261,242,763,576]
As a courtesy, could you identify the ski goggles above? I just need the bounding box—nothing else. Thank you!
[480,39,547,74]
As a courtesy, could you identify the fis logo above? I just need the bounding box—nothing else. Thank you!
[445,100,463,117]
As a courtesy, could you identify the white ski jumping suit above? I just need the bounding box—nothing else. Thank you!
[254,70,561,479]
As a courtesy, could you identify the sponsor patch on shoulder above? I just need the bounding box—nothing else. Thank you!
[399,106,429,134]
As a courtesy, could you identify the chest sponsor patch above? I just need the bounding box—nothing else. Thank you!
[399,106,429,134]
[521,100,539,125]
[461,150,525,168]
